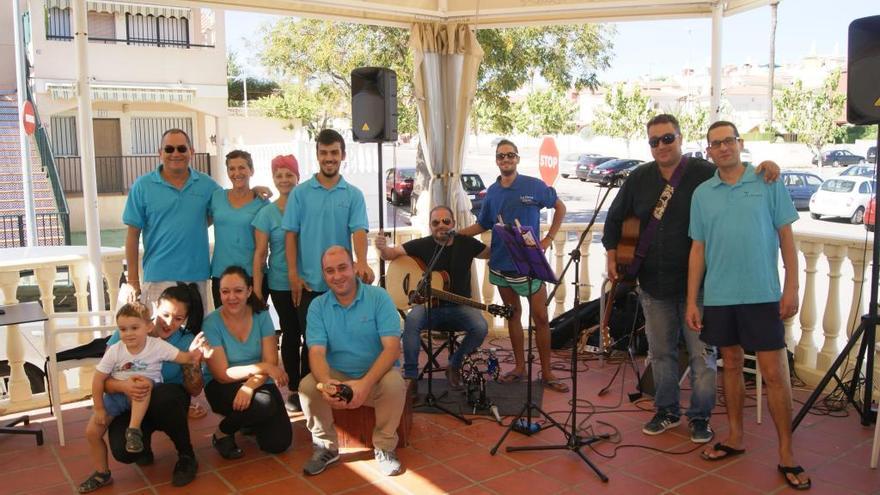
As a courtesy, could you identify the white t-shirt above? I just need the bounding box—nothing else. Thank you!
[96,336,181,382]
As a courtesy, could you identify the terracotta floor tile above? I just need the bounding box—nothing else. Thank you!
[812,459,880,493]
[411,431,480,461]
[303,460,377,493]
[394,463,472,494]
[216,456,294,490]
[64,456,150,495]
[621,456,705,489]
[0,461,72,494]
[240,475,322,494]
[566,471,666,494]
[154,472,233,494]
[714,457,789,492]
[450,485,499,495]
[481,468,568,495]
[445,448,520,482]
[674,473,765,495]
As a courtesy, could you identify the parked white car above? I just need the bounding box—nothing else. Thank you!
[809,176,875,224]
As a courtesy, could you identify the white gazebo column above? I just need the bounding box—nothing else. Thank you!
[0,271,30,402]
[710,1,724,121]
[552,232,567,318]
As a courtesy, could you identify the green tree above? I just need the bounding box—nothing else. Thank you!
[592,83,653,154]
[511,89,577,137]
[676,103,709,144]
[774,71,846,164]
[254,84,340,138]
[257,19,613,137]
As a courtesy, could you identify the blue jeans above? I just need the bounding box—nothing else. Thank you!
[403,304,488,379]
[640,291,717,421]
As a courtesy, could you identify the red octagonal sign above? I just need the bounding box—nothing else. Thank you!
[22,100,36,135]
[538,136,559,186]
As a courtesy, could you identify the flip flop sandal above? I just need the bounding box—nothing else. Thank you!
[541,378,570,393]
[778,465,812,490]
[188,402,208,419]
[78,471,112,493]
[499,371,526,383]
[700,442,746,461]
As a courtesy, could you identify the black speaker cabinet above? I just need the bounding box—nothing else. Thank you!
[351,67,398,142]
[847,15,880,125]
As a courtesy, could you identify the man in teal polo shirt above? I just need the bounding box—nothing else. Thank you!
[124,129,219,311]
[685,121,809,489]
[299,246,405,477]
[282,129,372,344]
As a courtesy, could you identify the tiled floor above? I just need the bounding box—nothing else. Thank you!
[2,345,879,494]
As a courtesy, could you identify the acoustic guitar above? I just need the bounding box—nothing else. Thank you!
[578,215,640,354]
[386,256,514,320]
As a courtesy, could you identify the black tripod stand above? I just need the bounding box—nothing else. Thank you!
[793,130,880,430]
[414,238,471,425]
[488,214,609,482]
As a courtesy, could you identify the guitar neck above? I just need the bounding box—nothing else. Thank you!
[430,288,486,312]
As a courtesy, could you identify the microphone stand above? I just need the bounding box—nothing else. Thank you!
[414,231,471,425]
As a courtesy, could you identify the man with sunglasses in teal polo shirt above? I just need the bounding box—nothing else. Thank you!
[124,129,220,312]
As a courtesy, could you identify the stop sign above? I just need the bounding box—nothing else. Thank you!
[21,101,36,135]
[538,137,559,186]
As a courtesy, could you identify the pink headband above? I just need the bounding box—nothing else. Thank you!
[271,154,299,179]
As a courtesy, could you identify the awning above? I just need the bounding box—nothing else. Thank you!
[46,83,196,103]
[46,0,190,18]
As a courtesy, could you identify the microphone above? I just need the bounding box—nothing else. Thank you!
[445,229,457,238]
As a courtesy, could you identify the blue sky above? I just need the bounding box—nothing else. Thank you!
[225,0,878,82]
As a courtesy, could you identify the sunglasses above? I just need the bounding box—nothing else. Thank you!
[648,133,678,148]
[163,145,189,154]
[707,136,741,149]
[431,218,452,227]
[496,152,519,160]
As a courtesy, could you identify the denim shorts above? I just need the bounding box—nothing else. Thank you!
[701,302,785,351]
[102,392,131,417]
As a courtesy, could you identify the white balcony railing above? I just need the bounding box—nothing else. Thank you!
[1,225,878,413]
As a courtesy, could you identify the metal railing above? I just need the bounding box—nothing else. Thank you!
[0,212,68,248]
[56,153,212,194]
[45,35,215,49]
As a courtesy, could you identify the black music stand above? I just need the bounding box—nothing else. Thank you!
[0,302,46,446]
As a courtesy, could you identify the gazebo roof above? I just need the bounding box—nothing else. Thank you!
[171,0,772,27]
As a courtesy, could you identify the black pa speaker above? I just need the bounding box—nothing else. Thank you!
[847,16,880,125]
[351,67,398,142]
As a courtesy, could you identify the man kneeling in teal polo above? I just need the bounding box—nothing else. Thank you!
[299,246,406,477]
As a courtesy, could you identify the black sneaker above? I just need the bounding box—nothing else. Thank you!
[642,412,681,435]
[171,454,198,487]
[135,449,154,466]
[212,433,244,460]
[688,419,714,444]
[285,393,302,413]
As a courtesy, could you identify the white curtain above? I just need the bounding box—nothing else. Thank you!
[409,22,484,232]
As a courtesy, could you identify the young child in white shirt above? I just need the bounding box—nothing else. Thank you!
[78,302,211,493]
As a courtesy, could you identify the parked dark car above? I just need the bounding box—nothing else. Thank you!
[781,171,823,210]
[586,159,644,186]
[385,167,415,205]
[575,155,616,181]
[868,146,877,164]
[561,153,599,179]
[812,149,865,167]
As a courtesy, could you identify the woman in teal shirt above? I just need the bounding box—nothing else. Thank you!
[203,266,292,459]
[209,150,268,308]
[252,154,306,412]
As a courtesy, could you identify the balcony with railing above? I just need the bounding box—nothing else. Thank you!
[55,153,211,194]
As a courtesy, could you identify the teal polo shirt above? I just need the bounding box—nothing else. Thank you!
[123,165,220,282]
[689,165,799,306]
[202,309,275,383]
[281,175,369,292]
[209,189,268,278]
[305,281,401,378]
[252,203,290,291]
[107,329,194,385]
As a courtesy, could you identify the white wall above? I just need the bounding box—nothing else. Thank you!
[67,195,127,230]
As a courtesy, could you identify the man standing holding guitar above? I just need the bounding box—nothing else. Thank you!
[603,114,780,444]
[376,205,490,390]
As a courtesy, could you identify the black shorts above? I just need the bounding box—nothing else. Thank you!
[701,302,785,351]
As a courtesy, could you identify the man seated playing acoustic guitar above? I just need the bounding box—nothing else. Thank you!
[375,205,490,390]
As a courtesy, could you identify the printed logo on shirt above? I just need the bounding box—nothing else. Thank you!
[114,360,149,374]
[742,191,764,199]
[520,195,538,206]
